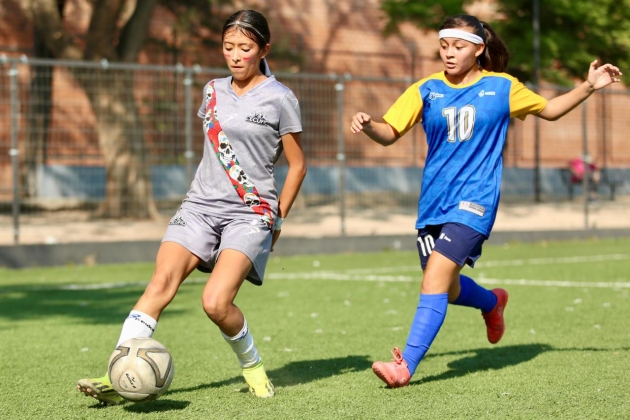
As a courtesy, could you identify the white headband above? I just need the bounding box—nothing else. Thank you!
[438,29,484,44]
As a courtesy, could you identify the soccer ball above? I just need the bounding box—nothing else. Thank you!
[108,337,174,402]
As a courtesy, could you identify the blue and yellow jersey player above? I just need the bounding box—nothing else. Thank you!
[350,14,622,388]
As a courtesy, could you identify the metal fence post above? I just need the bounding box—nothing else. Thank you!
[581,101,589,229]
[335,76,346,236]
[532,0,543,203]
[183,67,194,184]
[9,61,20,244]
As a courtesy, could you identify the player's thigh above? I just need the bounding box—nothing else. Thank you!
[153,241,201,286]
[202,249,252,305]
[422,251,462,294]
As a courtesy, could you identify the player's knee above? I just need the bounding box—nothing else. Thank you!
[201,294,229,323]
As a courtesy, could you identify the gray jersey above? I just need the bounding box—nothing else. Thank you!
[185,76,302,221]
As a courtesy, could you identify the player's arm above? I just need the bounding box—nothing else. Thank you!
[537,60,622,121]
[273,131,306,250]
[350,112,401,146]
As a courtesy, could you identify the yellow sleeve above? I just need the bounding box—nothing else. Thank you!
[383,82,423,137]
[509,77,548,121]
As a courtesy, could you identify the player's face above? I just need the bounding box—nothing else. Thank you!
[439,30,484,77]
[222,29,269,81]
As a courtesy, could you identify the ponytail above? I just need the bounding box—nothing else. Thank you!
[479,21,509,72]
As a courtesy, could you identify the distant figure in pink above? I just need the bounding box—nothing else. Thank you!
[569,155,600,200]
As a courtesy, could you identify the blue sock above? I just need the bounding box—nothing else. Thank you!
[402,293,448,376]
[452,274,497,313]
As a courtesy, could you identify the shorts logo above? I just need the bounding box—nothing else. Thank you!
[245,111,268,125]
[459,201,486,217]
[429,92,445,100]
[169,215,187,226]
[244,219,261,235]
[439,233,452,242]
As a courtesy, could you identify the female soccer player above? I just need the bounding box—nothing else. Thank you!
[350,14,621,388]
[78,9,306,404]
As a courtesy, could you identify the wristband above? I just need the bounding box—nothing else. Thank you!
[273,217,284,232]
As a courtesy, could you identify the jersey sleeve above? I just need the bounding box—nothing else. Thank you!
[509,78,548,120]
[279,90,303,136]
[197,82,209,118]
[383,82,423,137]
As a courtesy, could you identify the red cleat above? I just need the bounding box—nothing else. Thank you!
[371,347,411,388]
[482,288,509,344]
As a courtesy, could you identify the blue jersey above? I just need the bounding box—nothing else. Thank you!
[384,71,547,236]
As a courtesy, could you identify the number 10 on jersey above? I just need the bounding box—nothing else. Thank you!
[442,105,476,142]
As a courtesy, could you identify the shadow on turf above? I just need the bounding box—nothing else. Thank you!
[86,398,191,412]
[413,343,549,385]
[169,354,373,395]
[0,285,190,324]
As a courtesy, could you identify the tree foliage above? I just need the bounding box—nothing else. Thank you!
[23,0,232,218]
[381,0,630,85]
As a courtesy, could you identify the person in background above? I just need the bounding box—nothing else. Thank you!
[350,14,621,388]
[77,9,306,404]
[569,155,600,201]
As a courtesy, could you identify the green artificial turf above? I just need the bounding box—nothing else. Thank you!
[1,237,628,419]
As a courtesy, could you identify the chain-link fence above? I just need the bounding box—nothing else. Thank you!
[1,56,629,244]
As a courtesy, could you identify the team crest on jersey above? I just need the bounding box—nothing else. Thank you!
[428,92,445,100]
[245,111,269,125]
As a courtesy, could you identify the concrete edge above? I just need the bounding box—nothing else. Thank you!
[1,229,630,269]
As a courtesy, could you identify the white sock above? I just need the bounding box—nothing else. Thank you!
[222,319,261,368]
[116,310,157,347]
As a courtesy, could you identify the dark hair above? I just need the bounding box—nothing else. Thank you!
[223,10,270,47]
[440,14,509,72]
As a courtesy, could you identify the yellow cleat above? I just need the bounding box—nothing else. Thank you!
[76,374,124,406]
[242,361,275,398]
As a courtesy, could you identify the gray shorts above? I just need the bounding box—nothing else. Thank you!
[162,206,272,285]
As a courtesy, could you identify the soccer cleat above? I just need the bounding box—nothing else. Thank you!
[242,361,275,398]
[76,374,124,406]
[371,347,411,388]
[482,288,509,344]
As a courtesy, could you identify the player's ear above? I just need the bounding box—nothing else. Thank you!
[261,43,270,59]
[475,43,485,58]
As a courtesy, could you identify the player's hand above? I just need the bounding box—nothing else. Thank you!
[587,60,622,90]
[271,229,281,252]
[351,112,372,134]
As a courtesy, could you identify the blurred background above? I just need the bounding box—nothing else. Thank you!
[1,0,629,247]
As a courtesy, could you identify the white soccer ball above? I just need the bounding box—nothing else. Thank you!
[108,337,174,402]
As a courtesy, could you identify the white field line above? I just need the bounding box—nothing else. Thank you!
[266,272,630,288]
[3,254,629,291]
[342,253,630,274]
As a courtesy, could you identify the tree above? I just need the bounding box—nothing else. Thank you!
[24,0,159,218]
[20,0,241,218]
[381,0,630,86]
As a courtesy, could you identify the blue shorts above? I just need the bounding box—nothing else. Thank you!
[416,223,487,270]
